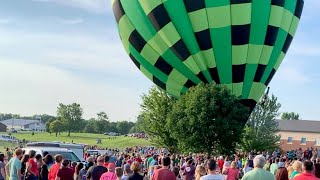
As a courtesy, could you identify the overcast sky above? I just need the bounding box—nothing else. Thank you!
[0,0,319,121]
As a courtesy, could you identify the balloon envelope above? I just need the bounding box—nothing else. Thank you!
[112,0,304,110]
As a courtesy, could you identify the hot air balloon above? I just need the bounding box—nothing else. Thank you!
[112,0,304,111]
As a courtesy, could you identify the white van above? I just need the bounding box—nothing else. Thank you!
[23,147,82,162]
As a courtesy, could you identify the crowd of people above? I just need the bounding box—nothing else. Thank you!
[1,146,320,180]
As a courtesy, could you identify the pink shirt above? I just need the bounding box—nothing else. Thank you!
[100,172,117,180]
[226,168,239,180]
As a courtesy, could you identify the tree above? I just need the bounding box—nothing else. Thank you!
[116,121,134,135]
[129,114,145,133]
[94,112,109,134]
[281,112,300,120]
[46,119,55,134]
[50,120,63,137]
[84,120,96,133]
[240,95,281,152]
[167,84,249,155]
[57,103,83,136]
[140,87,178,152]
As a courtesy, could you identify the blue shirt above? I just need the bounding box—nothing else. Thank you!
[8,157,22,180]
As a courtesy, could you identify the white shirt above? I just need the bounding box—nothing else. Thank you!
[200,174,224,180]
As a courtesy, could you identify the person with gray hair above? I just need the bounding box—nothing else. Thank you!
[241,155,275,180]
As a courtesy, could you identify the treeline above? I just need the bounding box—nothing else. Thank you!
[1,104,139,136]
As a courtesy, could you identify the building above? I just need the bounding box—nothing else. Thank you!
[0,122,6,132]
[1,119,46,131]
[277,120,320,151]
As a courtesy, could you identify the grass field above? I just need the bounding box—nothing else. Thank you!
[0,132,151,150]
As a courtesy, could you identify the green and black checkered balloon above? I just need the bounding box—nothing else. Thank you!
[112,0,304,110]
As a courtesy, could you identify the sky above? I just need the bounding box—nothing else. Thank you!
[0,0,319,121]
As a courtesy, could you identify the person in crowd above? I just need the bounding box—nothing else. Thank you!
[40,154,54,180]
[26,150,39,180]
[100,163,116,180]
[0,153,6,180]
[35,154,43,171]
[79,162,93,180]
[195,165,205,180]
[48,155,63,180]
[223,156,231,174]
[226,161,239,180]
[152,157,176,180]
[5,148,23,180]
[128,162,143,180]
[290,161,302,179]
[287,161,294,179]
[74,163,84,180]
[86,156,107,180]
[181,159,195,180]
[115,167,123,180]
[241,155,275,180]
[150,155,159,167]
[217,156,224,172]
[21,155,30,180]
[263,159,272,171]
[270,158,280,175]
[292,161,320,180]
[242,161,252,175]
[275,161,288,180]
[122,164,132,180]
[172,167,180,180]
[314,158,320,178]
[103,156,110,168]
[56,159,74,180]
[199,159,223,180]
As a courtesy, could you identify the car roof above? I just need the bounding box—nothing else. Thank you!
[23,147,72,152]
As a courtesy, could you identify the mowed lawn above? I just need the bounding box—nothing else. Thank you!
[0,132,151,150]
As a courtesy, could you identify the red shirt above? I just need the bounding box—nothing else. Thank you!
[152,168,176,180]
[28,159,39,176]
[218,160,224,171]
[48,163,61,180]
[135,158,143,163]
[293,172,320,180]
[57,167,74,180]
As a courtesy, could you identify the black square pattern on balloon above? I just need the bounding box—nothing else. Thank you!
[129,54,140,68]
[184,0,205,12]
[271,0,285,7]
[153,76,166,90]
[148,4,171,31]
[195,29,213,50]
[129,30,147,53]
[230,0,252,4]
[209,68,220,84]
[154,57,173,75]
[184,79,196,88]
[231,24,251,45]
[232,64,246,83]
[294,0,304,19]
[265,69,276,86]
[282,34,293,54]
[113,0,125,23]
[197,73,209,83]
[264,26,279,46]
[171,40,191,61]
[254,64,267,82]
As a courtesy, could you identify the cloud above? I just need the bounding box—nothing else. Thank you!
[57,18,84,25]
[274,65,310,84]
[31,0,109,13]
[0,18,12,24]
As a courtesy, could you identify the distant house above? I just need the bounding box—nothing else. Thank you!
[1,119,46,131]
[277,120,320,151]
[0,122,6,132]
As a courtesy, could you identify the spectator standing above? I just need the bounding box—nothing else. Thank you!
[275,162,288,180]
[270,158,279,175]
[100,163,117,180]
[152,157,176,180]
[226,161,239,180]
[194,165,205,180]
[26,150,39,180]
[128,162,143,180]
[5,148,23,180]
[56,159,74,180]
[48,155,63,180]
[241,155,275,180]
[115,167,123,180]
[74,163,84,180]
[122,164,132,180]
[290,161,302,179]
[199,159,224,180]
[0,153,6,180]
[21,155,30,180]
[292,161,320,180]
[86,156,107,180]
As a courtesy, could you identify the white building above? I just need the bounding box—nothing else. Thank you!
[1,119,46,131]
